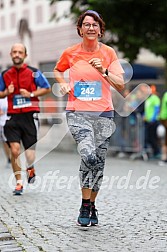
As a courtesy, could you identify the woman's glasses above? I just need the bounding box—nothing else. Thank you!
[82,22,99,30]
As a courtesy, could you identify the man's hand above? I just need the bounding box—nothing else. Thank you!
[20,88,31,98]
[7,83,15,95]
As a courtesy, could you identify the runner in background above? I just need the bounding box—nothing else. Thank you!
[0,43,51,195]
[0,96,11,168]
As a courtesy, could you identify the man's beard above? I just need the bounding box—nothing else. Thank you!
[12,57,24,65]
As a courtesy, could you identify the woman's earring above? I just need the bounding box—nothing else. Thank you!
[80,33,83,37]
[98,33,102,37]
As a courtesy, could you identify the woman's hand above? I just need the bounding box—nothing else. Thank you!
[89,58,124,91]
[60,83,71,95]
[89,58,105,74]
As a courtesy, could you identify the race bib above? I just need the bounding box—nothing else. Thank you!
[74,81,102,101]
[13,95,32,109]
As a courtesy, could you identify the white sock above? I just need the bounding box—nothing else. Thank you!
[16,180,23,185]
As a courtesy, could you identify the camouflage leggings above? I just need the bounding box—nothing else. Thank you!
[66,112,115,191]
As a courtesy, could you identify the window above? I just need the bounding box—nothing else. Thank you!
[18,19,31,39]
[10,0,15,6]
[0,0,4,8]
[0,16,5,31]
[39,62,56,85]
[10,13,16,29]
[36,5,43,24]
[49,3,57,18]
[22,10,29,21]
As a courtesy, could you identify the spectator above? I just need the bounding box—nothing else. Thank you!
[144,85,161,159]
[159,91,167,165]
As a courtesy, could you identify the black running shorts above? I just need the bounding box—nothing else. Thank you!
[4,112,39,150]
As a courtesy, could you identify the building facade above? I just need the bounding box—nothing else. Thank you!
[0,0,81,72]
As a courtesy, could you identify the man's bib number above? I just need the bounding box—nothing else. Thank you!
[74,81,102,101]
[13,95,32,109]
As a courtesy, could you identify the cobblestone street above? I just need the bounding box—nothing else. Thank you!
[0,125,167,252]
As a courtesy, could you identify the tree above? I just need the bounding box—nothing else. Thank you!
[50,0,167,83]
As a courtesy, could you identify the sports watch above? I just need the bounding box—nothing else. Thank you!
[102,69,108,77]
[30,92,35,98]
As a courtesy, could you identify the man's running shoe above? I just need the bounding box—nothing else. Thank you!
[158,159,167,166]
[26,167,36,183]
[90,205,98,226]
[77,203,91,227]
[13,184,23,195]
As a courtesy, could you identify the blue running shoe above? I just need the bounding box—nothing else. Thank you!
[13,184,23,195]
[90,205,98,226]
[77,203,91,226]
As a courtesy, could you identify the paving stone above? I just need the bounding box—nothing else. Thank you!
[0,125,167,251]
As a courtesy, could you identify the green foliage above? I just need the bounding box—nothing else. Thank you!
[49,0,167,63]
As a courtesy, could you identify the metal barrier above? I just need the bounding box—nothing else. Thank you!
[109,113,149,160]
